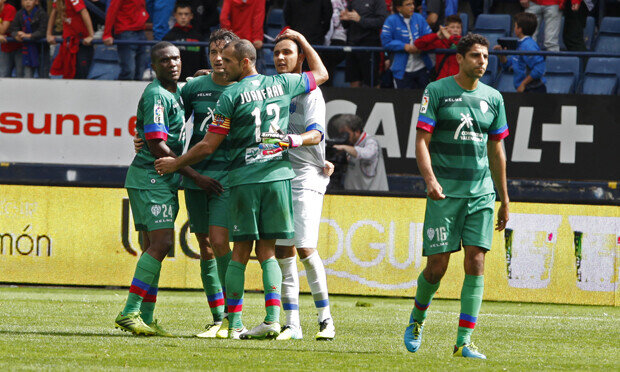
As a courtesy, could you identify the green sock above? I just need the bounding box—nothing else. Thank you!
[123,253,161,315]
[140,270,159,324]
[200,259,225,322]
[225,260,246,329]
[411,271,441,323]
[456,275,484,347]
[261,258,282,324]
[216,251,232,299]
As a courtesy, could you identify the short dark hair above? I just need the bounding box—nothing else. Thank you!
[456,33,489,56]
[275,36,304,54]
[329,114,364,134]
[392,0,409,7]
[209,29,240,48]
[445,14,462,25]
[514,12,537,36]
[150,41,177,63]
[223,40,257,64]
[174,1,192,13]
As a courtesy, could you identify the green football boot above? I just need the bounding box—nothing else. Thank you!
[147,319,174,337]
[114,312,156,336]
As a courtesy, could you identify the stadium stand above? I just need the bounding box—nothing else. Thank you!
[584,16,596,50]
[460,12,469,35]
[332,61,348,88]
[536,16,566,50]
[264,8,285,42]
[87,44,121,80]
[481,54,498,86]
[473,14,512,47]
[545,56,580,94]
[496,70,516,92]
[593,17,620,53]
[579,57,620,95]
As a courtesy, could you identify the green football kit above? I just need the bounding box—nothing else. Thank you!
[209,72,317,242]
[181,75,232,233]
[417,76,509,255]
[125,78,186,231]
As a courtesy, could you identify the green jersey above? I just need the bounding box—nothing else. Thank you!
[180,75,232,189]
[417,76,509,197]
[125,79,186,190]
[209,72,316,187]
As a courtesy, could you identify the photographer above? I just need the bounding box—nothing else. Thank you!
[330,114,389,191]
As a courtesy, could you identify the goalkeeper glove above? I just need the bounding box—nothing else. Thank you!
[259,132,303,155]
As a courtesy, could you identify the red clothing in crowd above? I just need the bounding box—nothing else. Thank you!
[103,0,149,40]
[0,2,20,53]
[414,33,461,80]
[54,0,89,39]
[531,0,579,9]
[219,0,265,43]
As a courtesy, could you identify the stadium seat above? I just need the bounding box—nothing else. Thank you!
[332,66,347,88]
[481,54,498,86]
[474,14,512,35]
[578,57,620,95]
[545,56,580,94]
[584,16,595,50]
[87,44,120,80]
[459,13,469,35]
[594,17,620,53]
[495,71,516,93]
[264,8,285,42]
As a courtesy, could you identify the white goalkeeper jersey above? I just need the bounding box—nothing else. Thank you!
[287,88,330,194]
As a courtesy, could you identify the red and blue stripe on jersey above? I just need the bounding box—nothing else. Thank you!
[144,123,169,141]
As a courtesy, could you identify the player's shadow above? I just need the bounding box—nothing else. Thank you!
[0,329,195,338]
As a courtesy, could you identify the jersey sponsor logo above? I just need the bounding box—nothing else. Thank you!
[239,84,284,105]
[444,97,462,103]
[480,100,489,114]
[420,95,429,114]
[154,101,164,124]
[454,112,483,142]
[151,205,161,216]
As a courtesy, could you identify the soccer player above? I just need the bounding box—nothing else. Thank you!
[404,33,509,359]
[115,41,223,336]
[155,31,329,339]
[267,35,336,341]
[180,29,239,339]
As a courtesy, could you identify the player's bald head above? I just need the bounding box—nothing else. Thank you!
[223,40,257,65]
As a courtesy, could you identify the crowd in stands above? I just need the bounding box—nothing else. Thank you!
[0,0,618,93]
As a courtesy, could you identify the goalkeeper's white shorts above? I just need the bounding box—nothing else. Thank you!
[276,187,325,249]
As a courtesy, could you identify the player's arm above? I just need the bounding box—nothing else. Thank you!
[487,98,510,230]
[148,139,223,194]
[155,130,226,174]
[279,29,328,86]
[416,129,445,200]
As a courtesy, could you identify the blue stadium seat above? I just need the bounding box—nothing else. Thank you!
[263,48,274,67]
[594,17,620,53]
[545,56,580,94]
[476,31,503,47]
[265,8,285,42]
[481,54,498,86]
[459,13,468,35]
[474,14,512,35]
[578,57,620,95]
[263,65,278,76]
[584,16,595,50]
[495,71,515,93]
[88,45,120,80]
[332,67,347,88]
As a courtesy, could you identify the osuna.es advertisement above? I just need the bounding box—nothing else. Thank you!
[0,185,617,306]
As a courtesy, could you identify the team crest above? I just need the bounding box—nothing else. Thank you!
[427,228,435,240]
[480,100,489,114]
[151,205,162,216]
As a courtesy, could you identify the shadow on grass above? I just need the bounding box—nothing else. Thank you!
[0,330,195,339]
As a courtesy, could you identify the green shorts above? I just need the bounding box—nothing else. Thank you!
[422,193,495,256]
[184,188,230,233]
[127,187,179,232]
[228,180,294,242]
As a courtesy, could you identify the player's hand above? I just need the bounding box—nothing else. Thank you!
[495,202,509,231]
[253,40,263,50]
[82,36,93,46]
[276,29,305,44]
[323,161,335,177]
[426,179,446,200]
[103,37,114,46]
[193,69,212,77]
[194,174,224,195]
[46,34,57,45]
[133,134,144,153]
[155,156,179,175]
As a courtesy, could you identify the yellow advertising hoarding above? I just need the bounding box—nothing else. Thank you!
[0,185,617,306]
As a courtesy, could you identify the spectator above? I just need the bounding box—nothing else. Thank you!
[521,0,561,51]
[189,0,219,40]
[103,0,149,81]
[562,0,592,51]
[283,0,332,46]
[414,14,462,81]
[496,12,546,92]
[422,0,458,32]
[341,0,388,87]
[0,0,22,77]
[323,0,347,87]
[146,0,175,40]
[9,0,47,78]
[48,0,95,79]
[381,0,433,89]
[163,2,207,81]
[332,114,389,192]
[220,0,265,51]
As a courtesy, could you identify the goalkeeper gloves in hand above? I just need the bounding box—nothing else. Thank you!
[259,132,303,155]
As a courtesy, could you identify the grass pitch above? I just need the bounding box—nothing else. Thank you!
[0,286,618,371]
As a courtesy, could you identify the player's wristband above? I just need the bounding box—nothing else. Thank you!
[288,134,303,148]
